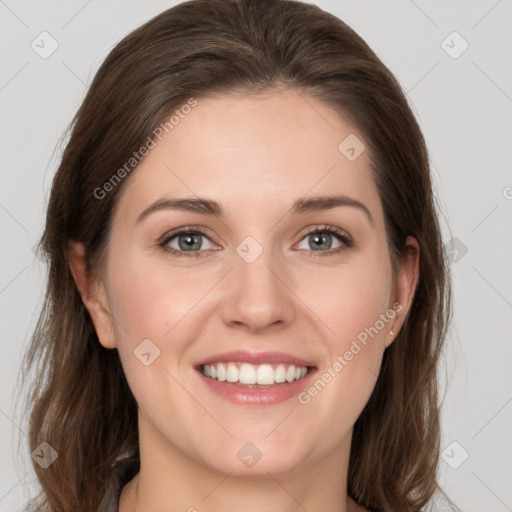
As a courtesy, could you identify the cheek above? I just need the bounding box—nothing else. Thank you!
[293,254,392,429]
[302,252,393,349]
[107,252,212,342]
[104,255,206,418]
[104,254,204,390]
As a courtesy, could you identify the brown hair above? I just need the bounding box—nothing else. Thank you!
[20,0,453,510]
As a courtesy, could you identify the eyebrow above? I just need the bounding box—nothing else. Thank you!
[136,194,373,225]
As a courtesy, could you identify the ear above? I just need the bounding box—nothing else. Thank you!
[67,241,117,349]
[385,235,420,348]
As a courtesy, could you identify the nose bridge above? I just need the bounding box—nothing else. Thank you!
[221,234,295,331]
[235,235,276,290]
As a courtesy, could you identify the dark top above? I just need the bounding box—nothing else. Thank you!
[98,450,140,512]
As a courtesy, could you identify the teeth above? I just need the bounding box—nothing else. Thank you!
[217,363,226,382]
[201,362,309,385]
[256,364,274,385]
[226,363,238,383]
[239,363,256,384]
[275,364,286,383]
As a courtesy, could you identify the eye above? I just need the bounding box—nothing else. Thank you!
[159,225,352,258]
[159,227,216,257]
[296,226,352,256]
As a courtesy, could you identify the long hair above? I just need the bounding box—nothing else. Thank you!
[19,0,452,510]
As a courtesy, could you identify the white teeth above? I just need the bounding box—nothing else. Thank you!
[256,364,274,385]
[217,363,226,382]
[226,363,238,383]
[201,362,309,385]
[274,364,286,383]
[239,363,256,384]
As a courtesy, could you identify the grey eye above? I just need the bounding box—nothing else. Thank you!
[165,232,214,252]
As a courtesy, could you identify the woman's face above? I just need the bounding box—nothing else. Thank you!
[76,90,418,477]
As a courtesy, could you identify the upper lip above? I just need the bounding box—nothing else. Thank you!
[195,351,315,368]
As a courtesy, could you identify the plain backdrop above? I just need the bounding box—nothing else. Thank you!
[1,1,511,511]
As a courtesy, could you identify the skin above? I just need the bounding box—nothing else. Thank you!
[69,89,419,512]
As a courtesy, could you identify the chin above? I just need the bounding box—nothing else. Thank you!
[196,437,311,477]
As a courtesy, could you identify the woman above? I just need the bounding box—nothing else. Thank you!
[22,0,453,510]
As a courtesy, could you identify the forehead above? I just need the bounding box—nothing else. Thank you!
[116,91,382,224]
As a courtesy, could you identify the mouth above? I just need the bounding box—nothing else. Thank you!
[195,351,317,405]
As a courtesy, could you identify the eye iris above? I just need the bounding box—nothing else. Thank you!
[310,232,332,250]
[178,233,201,251]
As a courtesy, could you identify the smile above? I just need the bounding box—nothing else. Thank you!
[202,362,309,386]
[195,351,317,405]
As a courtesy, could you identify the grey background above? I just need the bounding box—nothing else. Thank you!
[1,1,511,510]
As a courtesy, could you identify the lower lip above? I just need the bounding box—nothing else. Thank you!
[197,368,317,405]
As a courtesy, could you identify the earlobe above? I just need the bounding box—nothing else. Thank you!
[67,241,117,349]
[385,236,420,347]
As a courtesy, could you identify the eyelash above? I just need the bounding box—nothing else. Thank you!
[158,225,353,258]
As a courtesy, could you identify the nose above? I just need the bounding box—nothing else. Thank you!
[219,240,296,333]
